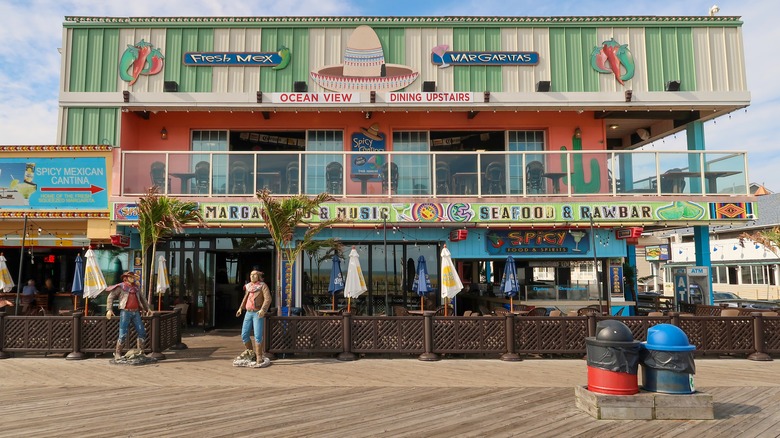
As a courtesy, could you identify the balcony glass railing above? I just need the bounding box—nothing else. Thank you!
[121,150,749,198]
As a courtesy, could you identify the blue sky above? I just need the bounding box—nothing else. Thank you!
[1,0,777,190]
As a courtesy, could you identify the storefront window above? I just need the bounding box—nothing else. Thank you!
[728,266,738,284]
[753,265,766,285]
[301,241,439,314]
[740,266,751,284]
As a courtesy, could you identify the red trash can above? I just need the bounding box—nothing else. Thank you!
[585,320,640,395]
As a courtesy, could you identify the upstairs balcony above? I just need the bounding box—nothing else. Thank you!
[120,150,749,199]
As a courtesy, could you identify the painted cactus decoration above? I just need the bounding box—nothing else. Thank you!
[560,132,602,193]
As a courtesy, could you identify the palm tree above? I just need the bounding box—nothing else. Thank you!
[740,227,780,256]
[137,187,205,303]
[257,188,343,314]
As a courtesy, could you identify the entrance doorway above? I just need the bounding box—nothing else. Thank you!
[161,235,275,330]
[211,250,275,329]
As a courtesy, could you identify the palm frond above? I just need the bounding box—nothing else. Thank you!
[136,186,205,301]
[255,189,344,312]
[740,226,780,256]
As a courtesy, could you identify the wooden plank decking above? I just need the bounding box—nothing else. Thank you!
[1,331,778,437]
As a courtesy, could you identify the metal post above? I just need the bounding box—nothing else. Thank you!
[0,312,9,359]
[501,313,521,361]
[169,307,188,350]
[589,214,603,312]
[263,314,275,361]
[586,314,597,337]
[150,311,166,360]
[14,214,28,315]
[337,312,356,361]
[418,311,439,361]
[66,311,86,360]
[747,313,772,361]
[384,212,390,316]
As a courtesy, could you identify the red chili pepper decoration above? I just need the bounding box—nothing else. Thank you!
[148,48,165,75]
[488,234,504,248]
[129,41,152,85]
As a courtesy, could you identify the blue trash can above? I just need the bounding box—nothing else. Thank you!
[640,324,696,394]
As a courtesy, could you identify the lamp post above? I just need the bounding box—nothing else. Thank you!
[589,213,603,311]
[383,211,390,315]
[14,214,28,315]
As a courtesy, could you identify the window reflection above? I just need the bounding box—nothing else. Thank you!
[301,242,440,315]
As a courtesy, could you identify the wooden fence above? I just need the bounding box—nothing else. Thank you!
[2,310,778,362]
[0,310,184,360]
[266,312,780,362]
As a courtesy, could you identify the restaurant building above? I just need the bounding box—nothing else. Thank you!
[40,15,756,327]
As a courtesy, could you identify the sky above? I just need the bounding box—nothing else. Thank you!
[1,0,778,190]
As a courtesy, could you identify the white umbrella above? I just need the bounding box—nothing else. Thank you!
[439,244,463,316]
[343,247,367,313]
[155,255,170,311]
[83,248,107,315]
[0,253,15,293]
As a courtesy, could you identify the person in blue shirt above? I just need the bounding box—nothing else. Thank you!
[21,279,38,313]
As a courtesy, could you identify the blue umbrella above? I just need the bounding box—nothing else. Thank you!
[72,253,85,309]
[327,255,345,310]
[500,256,520,310]
[412,255,432,311]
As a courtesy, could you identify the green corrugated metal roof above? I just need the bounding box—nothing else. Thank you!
[64,16,744,29]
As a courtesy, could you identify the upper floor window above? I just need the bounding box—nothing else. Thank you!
[306,130,344,195]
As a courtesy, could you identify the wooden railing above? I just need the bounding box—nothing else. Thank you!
[3,309,777,361]
[265,312,780,361]
[0,310,184,360]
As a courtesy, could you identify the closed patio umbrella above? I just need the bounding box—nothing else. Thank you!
[412,255,432,311]
[405,257,415,303]
[343,247,367,313]
[327,255,345,311]
[500,256,520,311]
[0,253,14,293]
[72,253,84,310]
[83,248,107,314]
[439,245,463,316]
[156,255,170,311]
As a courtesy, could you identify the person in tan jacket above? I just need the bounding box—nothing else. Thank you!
[236,270,272,368]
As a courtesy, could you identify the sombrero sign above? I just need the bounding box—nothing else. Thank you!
[310,25,419,92]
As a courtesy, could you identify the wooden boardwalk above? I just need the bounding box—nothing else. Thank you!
[1,331,779,437]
